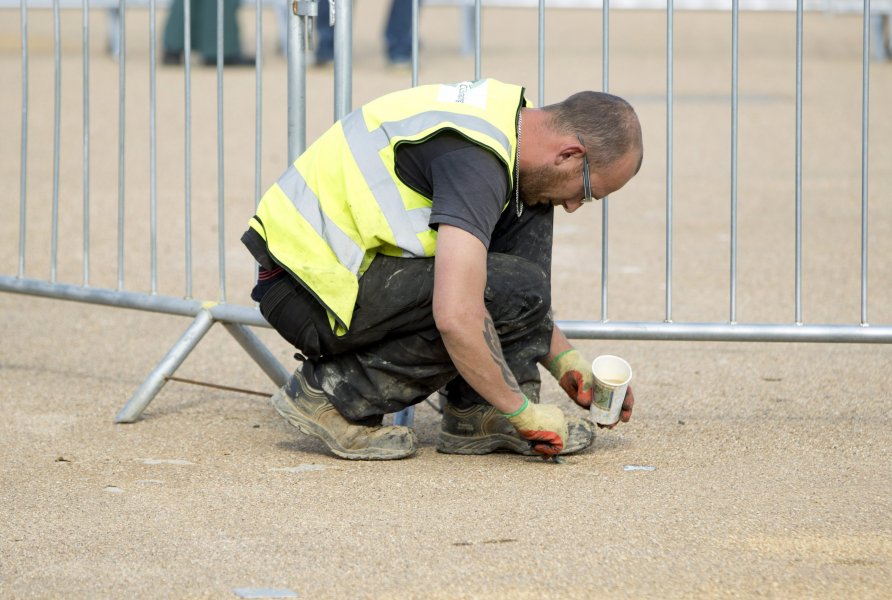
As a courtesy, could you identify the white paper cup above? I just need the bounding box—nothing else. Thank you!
[590,355,632,426]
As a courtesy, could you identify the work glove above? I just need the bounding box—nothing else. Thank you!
[548,349,593,407]
[502,396,568,456]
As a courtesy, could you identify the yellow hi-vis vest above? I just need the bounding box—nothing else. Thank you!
[248,79,527,333]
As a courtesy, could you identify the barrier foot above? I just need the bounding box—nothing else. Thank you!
[222,322,291,388]
[393,405,415,427]
[115,309,215,423]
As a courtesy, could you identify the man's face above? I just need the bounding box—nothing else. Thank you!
[521,148,640,213]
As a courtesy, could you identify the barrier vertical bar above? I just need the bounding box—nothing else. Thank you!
[538,0,544,106]
[18,0,28,279]
[150,0,158,294]
[395,0,424,430]
[255,0,263,210]
[287,0,309,161]
[82,0,90,286]
[393,0,446,427]
[184,0,193,297]
[412,0,419,86]
[861,0,870,325]
[117,0,126,290]
[601,0,610,321]
[334,0,352,120]
[392,408,414,426]
[730,0,739,323]
[252,0,262,282]
[397,0,419,423]
[602,0,609,90]
[217,0,227,302]
[795,0,803,323]
[51,0,61,283]
[666,0,674,323]
[474,0,481,80]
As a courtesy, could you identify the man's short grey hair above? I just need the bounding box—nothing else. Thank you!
[542,91,643,174]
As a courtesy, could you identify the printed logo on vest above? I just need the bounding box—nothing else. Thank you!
[437,80,489,109]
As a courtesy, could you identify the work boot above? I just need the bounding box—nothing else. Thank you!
[271,370,417,460]
[436,402,594,456]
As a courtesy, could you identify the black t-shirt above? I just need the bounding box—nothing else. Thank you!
[395,130,510,248]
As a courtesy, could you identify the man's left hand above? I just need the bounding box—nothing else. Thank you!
[598,385,635,429]
[548,349,594,408]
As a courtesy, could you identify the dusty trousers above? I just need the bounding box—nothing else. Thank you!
[258,203,555,422]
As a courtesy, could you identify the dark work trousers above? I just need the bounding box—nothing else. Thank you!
[315,0,413,64]
[258,202,555,422]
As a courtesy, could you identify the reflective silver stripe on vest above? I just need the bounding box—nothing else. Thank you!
[277,165,366,275]
[341,110,427,257]
[342,109,513,258]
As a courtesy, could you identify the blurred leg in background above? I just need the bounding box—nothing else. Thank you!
[384,0,413,65]
[162,0,255,67]
[870,14,891,61]
[314,0,415,67]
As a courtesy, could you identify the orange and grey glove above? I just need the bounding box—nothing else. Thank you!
[548,349,593,407]
[501,396,568,456]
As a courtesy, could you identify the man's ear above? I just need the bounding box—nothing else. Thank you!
[555,139,586,165]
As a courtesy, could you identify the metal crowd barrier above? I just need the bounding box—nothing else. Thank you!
[433,0,892,61]
[321,0,892,344]
[6,0,289,57]
[4,0,289,423]
[2,0,891,428]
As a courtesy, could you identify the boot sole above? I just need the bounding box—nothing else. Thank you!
[437,432,532,455]
[271,388,417,461]
[437,422,595,456]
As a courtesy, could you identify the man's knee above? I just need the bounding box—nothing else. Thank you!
[485,253,551,328]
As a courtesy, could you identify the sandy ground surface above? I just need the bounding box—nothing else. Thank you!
[1,4,891,599]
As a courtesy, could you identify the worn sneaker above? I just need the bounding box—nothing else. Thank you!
[271,370,417,460]
[436,402,595,456]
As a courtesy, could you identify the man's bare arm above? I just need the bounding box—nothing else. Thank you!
[432,225,525,414]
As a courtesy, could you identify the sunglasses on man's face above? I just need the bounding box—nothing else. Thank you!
[576,134,593,203]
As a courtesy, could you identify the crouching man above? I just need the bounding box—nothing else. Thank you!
[242,79,640,460]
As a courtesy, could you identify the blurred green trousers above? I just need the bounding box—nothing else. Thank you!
[162,0,243,60]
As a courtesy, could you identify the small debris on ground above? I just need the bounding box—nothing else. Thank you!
[270,464,328,473]
[232,588,298,599]
[138,458,195,465]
